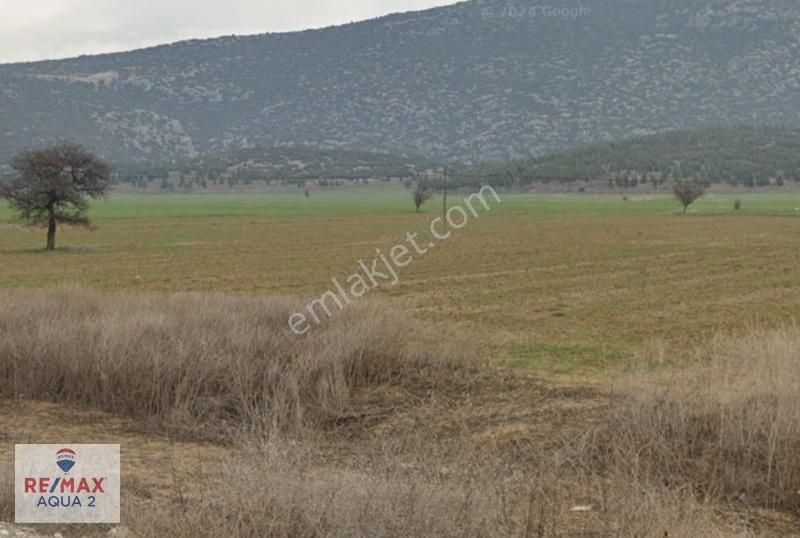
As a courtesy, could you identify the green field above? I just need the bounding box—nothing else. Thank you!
[4,188,800,220]
[3,187,800,375]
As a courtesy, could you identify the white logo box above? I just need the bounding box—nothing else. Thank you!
[15,444,120,524]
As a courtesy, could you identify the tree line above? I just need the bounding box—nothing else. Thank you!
[461,126,800,189]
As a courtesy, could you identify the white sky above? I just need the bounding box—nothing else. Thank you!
[0,0,460,64]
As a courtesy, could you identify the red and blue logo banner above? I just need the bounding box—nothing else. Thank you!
[15,444,120,524]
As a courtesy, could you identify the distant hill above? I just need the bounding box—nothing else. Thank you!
[2,0,800,163]
[113,146,434,187]
[466,127,800,188]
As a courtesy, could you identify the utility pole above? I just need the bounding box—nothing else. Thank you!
[442,167,448,230]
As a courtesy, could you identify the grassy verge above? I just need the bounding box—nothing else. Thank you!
[3,291,796,535]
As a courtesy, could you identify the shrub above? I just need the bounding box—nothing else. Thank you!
[0,289,465,437]
[124,440,745,538]
[590,327,800,514]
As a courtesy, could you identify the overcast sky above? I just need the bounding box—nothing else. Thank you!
[0,0,459,64]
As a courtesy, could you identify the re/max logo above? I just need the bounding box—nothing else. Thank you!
[24,477,105,494]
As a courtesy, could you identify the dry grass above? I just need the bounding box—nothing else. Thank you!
[0,463,11,522]
[126,440,747,538]
[590,326,800,516]
[128,441,496,537]
[0,288,468,438]
[0,290,791,536]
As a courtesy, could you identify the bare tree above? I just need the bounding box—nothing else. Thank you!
[0,144,110,250]
[673,181,705,214]
[412,180,433,212]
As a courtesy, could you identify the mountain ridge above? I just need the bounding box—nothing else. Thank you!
[1,0,799,163]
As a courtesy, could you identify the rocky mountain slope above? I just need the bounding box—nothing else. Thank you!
[1,0,799,163]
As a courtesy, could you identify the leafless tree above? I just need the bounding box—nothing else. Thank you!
[412,181,433,212]
[0,144,110,250]
[673,181,705,214]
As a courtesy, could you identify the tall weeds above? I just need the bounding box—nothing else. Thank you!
[0,290,785,535]
[591,326,800,514]
[0,289,463,436]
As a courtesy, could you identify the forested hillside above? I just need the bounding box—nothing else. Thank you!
[113,146,433,188]
[467,127,800,188]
